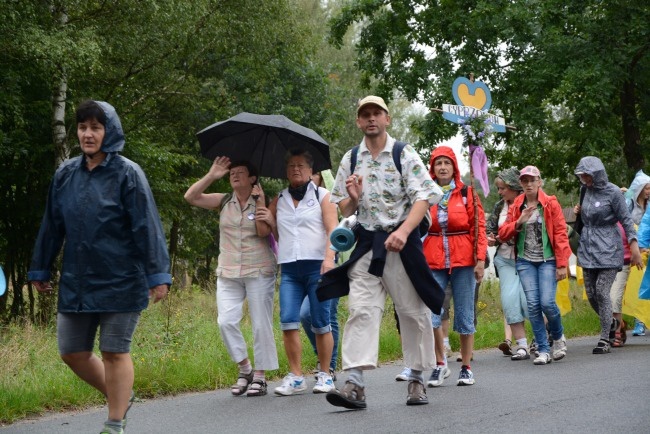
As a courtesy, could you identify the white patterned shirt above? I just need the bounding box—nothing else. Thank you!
[330,134,442,232]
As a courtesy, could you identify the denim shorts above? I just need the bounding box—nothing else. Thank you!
[279,260,331,333]
[429,266,476,334]
[57,311,141,355]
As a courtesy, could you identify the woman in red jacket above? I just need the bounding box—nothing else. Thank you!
[423,146,486,386]
[499,166,571,365]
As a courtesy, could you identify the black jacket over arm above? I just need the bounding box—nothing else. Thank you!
[317,225,445,315]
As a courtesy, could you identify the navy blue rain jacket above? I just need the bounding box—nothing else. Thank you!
[28,101,172,313]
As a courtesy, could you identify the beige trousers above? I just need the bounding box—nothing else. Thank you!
[341,250,435,371]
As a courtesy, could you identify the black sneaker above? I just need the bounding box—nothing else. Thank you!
[592,339,611,354]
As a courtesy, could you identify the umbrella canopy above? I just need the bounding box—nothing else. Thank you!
[197,112,331,179]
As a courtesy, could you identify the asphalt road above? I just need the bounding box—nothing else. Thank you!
[3,335,649,434]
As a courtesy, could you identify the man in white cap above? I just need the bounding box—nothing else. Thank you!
[319,95,443,408]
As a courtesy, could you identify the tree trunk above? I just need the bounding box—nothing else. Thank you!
[620,77,644,171]
[51,2,69,167]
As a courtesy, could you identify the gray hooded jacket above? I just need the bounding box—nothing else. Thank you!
[28,101,172,313]
[574,156,637,269]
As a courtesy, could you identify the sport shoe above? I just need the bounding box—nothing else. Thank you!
[427,365,451,387]
[395,366,411,381]
[313,372,335,393]
[633,320,646,336]
[274,373,306,396]
[533,352,552,365]
[100,424,123,434]
[457,366,475,386]
[592,339,611,354]
[552,335,567,361]
[326,381,366,409]
[406,380,428,405]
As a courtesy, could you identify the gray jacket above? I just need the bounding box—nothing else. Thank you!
[574,156,637,269]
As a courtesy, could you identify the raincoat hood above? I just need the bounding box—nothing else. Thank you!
[625,170,650,206]
[575,156,608,189]
[429,146,462,186]
[96,101,125,153]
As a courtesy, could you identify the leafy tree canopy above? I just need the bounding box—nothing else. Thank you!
[329,0,650,191]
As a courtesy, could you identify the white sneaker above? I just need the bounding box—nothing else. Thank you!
[395,367,411,381]
[533,352,552,365]
[552,335,567,361]
[313,372,335,393]
[427,365,451,387]
[274,373,306,396]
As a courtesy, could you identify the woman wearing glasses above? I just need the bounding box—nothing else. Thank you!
[499,166,572,365]
[185,157,278,396]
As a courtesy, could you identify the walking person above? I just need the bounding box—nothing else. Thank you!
[486,167,530,361]
[28,100,172,434]
[318,95,444,408]
[573,157,643,353]
[624,170,650,336]
[256,149,338,396]
[300,170,340,379]
[499,166,571,365]
[184,157,278,396]
[423,146,487,386]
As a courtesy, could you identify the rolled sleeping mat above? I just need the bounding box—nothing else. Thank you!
[330,215,358,252]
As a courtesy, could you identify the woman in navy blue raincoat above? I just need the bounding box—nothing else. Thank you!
[28,100,171,434]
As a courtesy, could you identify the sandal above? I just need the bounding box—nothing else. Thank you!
[498,339,513,356]
[612,332,624,347]
[231,371,254,396]
[620,321,627,343]
[246,379,267,397]
[592,339,611,354]
[510,346,530,361]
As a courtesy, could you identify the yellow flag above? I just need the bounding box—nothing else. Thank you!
[622,252,650,325]
[556,277,572,316]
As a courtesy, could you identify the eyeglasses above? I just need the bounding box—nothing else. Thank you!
[520,178,539,184]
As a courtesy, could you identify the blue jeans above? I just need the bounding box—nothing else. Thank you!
[430,266,476,335]
[516,259,564,354]
[300,296,339,370]
[279,260,331,333]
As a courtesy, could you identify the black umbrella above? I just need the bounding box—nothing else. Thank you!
[197,112,331,179]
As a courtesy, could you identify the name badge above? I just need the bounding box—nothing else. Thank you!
[247,212,255,220]
[307,199,315,207]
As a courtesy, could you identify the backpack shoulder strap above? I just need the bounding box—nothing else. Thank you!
[579,185,586,205]
[219,193,232,212]
[392,141,407,175]
[349,145,360,174]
